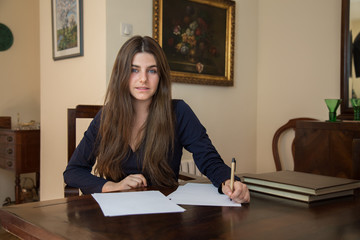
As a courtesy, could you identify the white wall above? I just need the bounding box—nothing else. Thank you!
[0,0,40,203]
[106,0,154,83]
[39,0,106,201]
[256,0,341,172]
[172,0,259,172]
[36,0,342,200]
[105,0,258,173]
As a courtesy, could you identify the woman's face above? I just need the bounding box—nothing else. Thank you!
[129,52,160,105]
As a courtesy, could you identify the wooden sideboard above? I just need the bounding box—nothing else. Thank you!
[294,121,360,180]
[0,129,40,204]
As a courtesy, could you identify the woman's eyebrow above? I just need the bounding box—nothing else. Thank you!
[131,64,157,68]
[147,65,157,68]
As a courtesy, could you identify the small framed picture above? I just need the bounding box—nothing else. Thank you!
[51,0,83,60]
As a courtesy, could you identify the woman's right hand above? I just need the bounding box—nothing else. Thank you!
[101,174,147,192]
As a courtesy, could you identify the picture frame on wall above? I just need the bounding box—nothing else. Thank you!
[153,0,235,86]
[51,0,83,60]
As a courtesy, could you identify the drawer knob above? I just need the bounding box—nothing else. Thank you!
[7,148,13,154]
[7,136,13,142]
[6,161,13,167]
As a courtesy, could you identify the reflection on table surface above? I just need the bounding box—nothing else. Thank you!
[0,187,360,240]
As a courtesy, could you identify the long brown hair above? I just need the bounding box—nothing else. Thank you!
[94,36,176,187]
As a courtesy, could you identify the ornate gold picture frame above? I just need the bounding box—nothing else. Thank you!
[153,0,235,86]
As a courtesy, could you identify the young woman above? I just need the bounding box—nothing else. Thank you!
[63,36,250,203]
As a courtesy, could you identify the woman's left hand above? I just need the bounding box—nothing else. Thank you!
[221,180,250,204]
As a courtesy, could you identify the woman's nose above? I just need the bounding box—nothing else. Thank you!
[139,71,147,83]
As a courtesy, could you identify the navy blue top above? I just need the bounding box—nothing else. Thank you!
[63,100,233,194]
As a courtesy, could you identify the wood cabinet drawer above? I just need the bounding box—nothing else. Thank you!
[0,132,15,144]
[0,144,15,159]
[0,156,14,170]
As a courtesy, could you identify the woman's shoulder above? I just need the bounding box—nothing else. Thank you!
[171,99,204,135]
[172,99,198,120]
[172,99,185,106]
[172,99,190,112]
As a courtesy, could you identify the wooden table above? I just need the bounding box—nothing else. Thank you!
[1,187,359,240]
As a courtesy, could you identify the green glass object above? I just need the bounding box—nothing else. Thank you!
[325,99,341,122]
[351,98,360,121]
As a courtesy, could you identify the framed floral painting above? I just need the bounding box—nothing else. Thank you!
[51,0,83,60]
[153,0,235,86]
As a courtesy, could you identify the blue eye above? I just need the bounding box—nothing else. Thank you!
[148,69,157,74]
[131,68,139,73]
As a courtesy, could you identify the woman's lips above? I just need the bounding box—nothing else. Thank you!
[136,87,149,90]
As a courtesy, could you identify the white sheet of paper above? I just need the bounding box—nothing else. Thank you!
[92,190,185,217]
[167,183,241,207]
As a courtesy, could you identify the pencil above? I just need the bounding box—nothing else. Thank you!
[230,158,236,192]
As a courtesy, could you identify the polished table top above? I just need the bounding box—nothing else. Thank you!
[1,186,360,240]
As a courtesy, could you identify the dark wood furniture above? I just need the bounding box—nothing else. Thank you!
[272,118,318,171]
[0,117,11,129]
[66,105,103,197]
[0,129,40,204]
[294,120,360,180]
[340,0,353,119]
[67,105,103,162]
[1,187,359,239]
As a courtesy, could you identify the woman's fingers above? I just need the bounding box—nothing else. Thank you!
[126,174,147,188]
[102,174,147,192]
[222,180,250,203]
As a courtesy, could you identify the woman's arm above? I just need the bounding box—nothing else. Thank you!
[175,100,249,203]
[175,100,232,186]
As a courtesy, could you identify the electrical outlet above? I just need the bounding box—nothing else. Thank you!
[121,23,133,36]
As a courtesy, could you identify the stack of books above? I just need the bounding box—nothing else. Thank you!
[241,171,360,203]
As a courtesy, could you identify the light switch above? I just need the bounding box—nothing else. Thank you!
[121,23,133,36]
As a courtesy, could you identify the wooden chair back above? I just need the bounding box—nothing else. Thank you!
[272,117,318,171]
[65,105,102,197]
